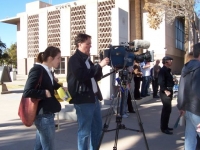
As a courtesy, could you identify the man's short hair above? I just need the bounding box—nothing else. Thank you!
[74,33,91,48]
[193,43,200,58]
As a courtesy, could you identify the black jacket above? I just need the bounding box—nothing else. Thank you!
[23,64,61,114]
[67,49,103,104]
[177,60,200,116]
[158,66,174,92]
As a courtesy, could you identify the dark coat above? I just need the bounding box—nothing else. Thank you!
[23,64,61,114]
[158,66,174,92]
[177,60,200,116]
[67,50,103,104]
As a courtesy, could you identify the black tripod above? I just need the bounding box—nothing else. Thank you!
[97,72,149,150]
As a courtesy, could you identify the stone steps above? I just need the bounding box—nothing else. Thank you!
[58,95,153,121]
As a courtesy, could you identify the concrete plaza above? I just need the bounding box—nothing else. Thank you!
[0,76,185,150]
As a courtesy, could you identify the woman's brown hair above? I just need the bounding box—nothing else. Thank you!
[36,46,61,63]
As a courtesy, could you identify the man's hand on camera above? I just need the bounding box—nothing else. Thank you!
[99,57,109,67]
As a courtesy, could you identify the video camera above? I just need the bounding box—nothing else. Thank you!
[100,40,154,69]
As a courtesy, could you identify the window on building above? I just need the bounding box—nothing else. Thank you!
[54,57,65,74]
[175,17,185,50]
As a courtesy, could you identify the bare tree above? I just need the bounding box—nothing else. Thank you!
[144,0,198,43]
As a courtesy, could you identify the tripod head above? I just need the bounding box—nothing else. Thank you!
[116,68,132,89]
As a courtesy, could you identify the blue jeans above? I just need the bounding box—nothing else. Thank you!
[74,97,102,150]
[141,76,150,97]
[34,113,55,150]
[185,111,200,150]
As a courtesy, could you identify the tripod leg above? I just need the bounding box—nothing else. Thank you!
[113,123,120,150]
[129,86,150,150]
[97,106,115,150]
[97,91,120,150]
[97,126,105,150]
[113,89,126,150]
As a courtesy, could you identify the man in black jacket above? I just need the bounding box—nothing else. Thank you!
[67,33,109,150]
[177,43,200,150]
[158,56,174,135]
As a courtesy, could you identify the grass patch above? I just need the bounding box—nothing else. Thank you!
[6,84,24,90]
[57,77,66,83]
[5,77,66,90]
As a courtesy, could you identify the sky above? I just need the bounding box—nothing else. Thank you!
[194,0,200,19]
[0,0,73,48]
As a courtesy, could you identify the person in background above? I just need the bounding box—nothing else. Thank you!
[23,46,62,150]
[127,91,136,113]
[67,33,109,150]
[151,60,161,98]
[185,51,194,63]
[120,78,129,118]
[140,61,151,97]
[133,61,143,100]
[185,51,200,150]
[158,56,174,135]
[125,66,136,116]
[113,68,131,118]
[177,43,200,150]
[172,52,194,99]
[172,75,179,98]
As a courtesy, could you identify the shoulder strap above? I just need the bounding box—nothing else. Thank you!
[35,67,43,89]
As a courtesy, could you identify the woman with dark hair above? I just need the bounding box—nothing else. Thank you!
[67,33,109,150]
[23,46,62,150]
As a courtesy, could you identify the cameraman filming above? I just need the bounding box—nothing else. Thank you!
[67,33,109,150]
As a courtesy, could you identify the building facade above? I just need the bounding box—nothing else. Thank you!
[1,0,186,75]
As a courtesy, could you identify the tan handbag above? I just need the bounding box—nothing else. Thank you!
[18,70,43,127]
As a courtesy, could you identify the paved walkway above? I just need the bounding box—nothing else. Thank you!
[0,94,185,150]
[0,76,185,150]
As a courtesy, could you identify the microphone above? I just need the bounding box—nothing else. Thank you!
[128,40,150,49]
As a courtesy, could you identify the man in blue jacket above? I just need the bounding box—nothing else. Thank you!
[177,43,200,150]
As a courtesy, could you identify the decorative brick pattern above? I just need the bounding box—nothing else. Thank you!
[27,14,39,58]
[47,10,61,48]
[70,5,86,55]
[98,0,115,53]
